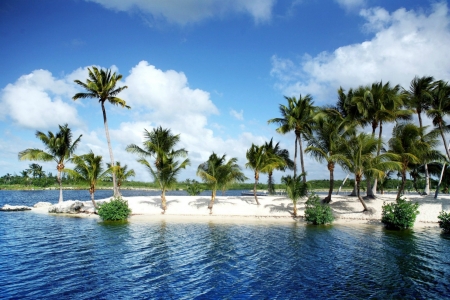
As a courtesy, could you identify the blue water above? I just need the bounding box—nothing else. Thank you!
[1,190,449,299]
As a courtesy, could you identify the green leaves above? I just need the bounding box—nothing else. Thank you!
[438,211,450,233]
[381,198,420,230]
[304,194,334,225]
[97,196,132,221]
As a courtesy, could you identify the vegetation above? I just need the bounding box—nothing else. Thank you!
[438,211,450,233]
[381,198,420,230]
[73,67,130,197]
[304,194,334,225]
[18,124,82,203]
[107,161,135,195]
[264,139,293,194]
[281,174,308,217]
[97,196,132,221]
[185,179,203,196]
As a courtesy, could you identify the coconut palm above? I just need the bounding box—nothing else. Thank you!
[138,152,190,213]
[245,143,286,205]
[66,151,110,209]
[73,67,130,197]
[388,123,444,199]
[342,133,400,211]
[405,76,435,194]
[281,174,308,217]
[306,109,352,203]
[264,138,294,195]
[197,153,246,213]
[427,80,450,159]
[18,124,82,203]
[106,161,135,195]
[268,94,315,182]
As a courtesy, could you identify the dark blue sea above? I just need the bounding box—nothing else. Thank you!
[1,190,449,299]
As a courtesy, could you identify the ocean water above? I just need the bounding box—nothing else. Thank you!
[1,190,449,299]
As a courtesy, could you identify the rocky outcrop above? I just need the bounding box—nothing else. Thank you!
[48,201,84,214]
[0,205,32,211]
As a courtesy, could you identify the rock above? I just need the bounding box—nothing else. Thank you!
[48,201,84,214]
[0,204,32,211]
[34,202,53,208]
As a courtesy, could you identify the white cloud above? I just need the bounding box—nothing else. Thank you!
[85,0,275,25]
[335,0,367,11]
[0,69,83,130]
[271,2,450,105]
[230,109,244,120]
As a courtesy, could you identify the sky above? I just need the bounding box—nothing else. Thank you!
[1,0,450,184]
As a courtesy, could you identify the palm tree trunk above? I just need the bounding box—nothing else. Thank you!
[268,171,274,195]
[293,136,298,179]
[439,123,450,159]
[101,102,118,197]
[57,168,63,203]
[372,121,384,195]
[366,177,375,198]
[324,162,334,203]
[161,189,167,213]
[293,200,297,217]
[397,169,407,199]
[336,174,349,195]
[418,112,430,195]
[435,163,446,199]
[349,178,357,196]
[253,172,260,205]
[356,175,368,211]
[208,190,216,214]
[298,133,307,183]
[90,186,97,209]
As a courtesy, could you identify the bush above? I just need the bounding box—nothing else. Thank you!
[381,197,419,230]
[304,194,334,225]
[97,196,132,221]
[438,211,450,233]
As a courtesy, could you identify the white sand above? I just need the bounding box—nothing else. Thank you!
[33,192,449,228]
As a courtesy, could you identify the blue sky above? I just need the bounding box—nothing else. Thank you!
[1,0,450,183]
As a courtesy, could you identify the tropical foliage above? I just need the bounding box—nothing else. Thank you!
[281,174,308,217]
[304,194,334,225]
[381,198,420,230]
[438,211,450,233]
[97,196,132,221]
[106,161,135,194]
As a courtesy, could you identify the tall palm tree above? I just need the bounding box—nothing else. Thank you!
[268,94,315,182]
[245,143,286,205]
[66,151,110,209]
[341,133,400,211]
[306,109,352,203]
[138,152,190,213]
[427,80,450,159]
[264,138,294,194]
[126,127,188,212]
[281,174,308,217]
[197,153,246,213]
[405,76,435,194]
[388,123,444,199]
[18,124,82,203]
[73,67,130,197]
[106,161,136,195]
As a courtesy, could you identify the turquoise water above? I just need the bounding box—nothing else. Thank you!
[1,190,449,299]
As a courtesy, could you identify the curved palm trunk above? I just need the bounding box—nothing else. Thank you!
[418,113,430,195]
[324,161,334,203]
[372,121,384,195]
[297,132,307,183]
[89,185,97,209]
[356,174,368,211]
[336,174,349,195]
[101,102,118,197]
[293,136,298,179]
[253,171,260,205]
[208,190,216,214]
[293,200,297,217]
[267,171,274,195]
[396,169,407,199]
[439,122,450,159]
[161,189,167,213]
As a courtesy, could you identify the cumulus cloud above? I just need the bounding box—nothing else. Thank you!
[85,0,275,24]
[271,2,450,104]
[230,109,244,120]
[0,69,83,130]
[335,0,367,11]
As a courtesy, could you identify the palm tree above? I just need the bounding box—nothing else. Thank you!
[197,153,246,213]
[18,124,82,203]
[264,138,294,194]
[427,80,450,160]
[29,163,44,180]
[73,67,130,197]
[245,143,286,205]
[405,76,435,194]
[138,152,189,213]
[106,161,135,195]
[306,109,352,203]
[126,127,188,212]
[66,151,110,209]
[268,94,315,182]
[388,123,444,199]
[341,133,400,211]
[281,174,308,217]
[20,170,31,187]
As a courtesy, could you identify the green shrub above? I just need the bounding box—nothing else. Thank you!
[185,179,203,196]
[438,211,450,233]
[381,197,419,230]
[97,196,132,221]
[304,194,334,225]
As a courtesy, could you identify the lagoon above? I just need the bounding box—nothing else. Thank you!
[1,190,449,299]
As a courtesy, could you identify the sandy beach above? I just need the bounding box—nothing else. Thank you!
[30,192,450,228]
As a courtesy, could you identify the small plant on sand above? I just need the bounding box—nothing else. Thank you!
[185,179,203,196]
[381,197,419,230]
[438,211,450,233]
[97,196,131,221]
[304,193,334,225]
